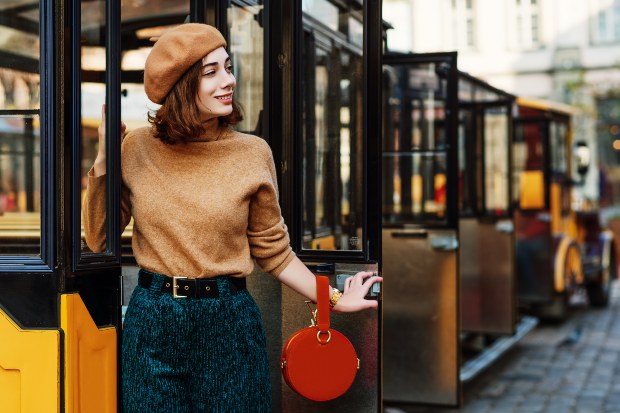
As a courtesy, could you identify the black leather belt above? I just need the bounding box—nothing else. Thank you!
[138,269,246,299]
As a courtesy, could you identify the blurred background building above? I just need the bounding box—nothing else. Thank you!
[384,0,620,210]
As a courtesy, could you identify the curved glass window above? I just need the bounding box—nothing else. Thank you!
[79,0,107,254]
[0,1,41,256]
[484,106,510,214]
[301,1,365,251]
[382,62,450,225]
[229,2,264,135]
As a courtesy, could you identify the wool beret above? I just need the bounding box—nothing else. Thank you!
[144,23,227,104]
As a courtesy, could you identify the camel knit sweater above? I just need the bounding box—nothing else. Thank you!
[82,121,295,279]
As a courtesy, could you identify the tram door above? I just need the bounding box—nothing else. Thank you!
[382,53,460,406]
[512,104,578,316]
[274,2,383,412]
[458,79,516,335]
[1,1,123,412]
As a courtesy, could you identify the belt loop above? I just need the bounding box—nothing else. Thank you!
[217,277,231,298]
[149,272,165,293]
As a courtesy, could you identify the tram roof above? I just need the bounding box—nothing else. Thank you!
[516,96,579,117]
[458,71,516,102]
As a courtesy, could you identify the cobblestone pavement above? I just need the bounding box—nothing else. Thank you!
[385,280,620,413]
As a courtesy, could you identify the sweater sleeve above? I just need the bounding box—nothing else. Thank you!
[82,168,132,253]
[247,141,295,277]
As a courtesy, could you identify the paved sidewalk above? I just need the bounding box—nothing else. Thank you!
[386,280,620,413]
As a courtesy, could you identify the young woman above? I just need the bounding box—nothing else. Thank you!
[83,23,381,413]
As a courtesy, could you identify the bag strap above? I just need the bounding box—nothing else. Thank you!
[316,275,330,333]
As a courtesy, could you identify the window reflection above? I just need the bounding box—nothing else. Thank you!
[383,153,448,222]
[0,1,41,255]
[229,2,264,134]
[301,2,365,251]
[484,107,509,214]
[550,121,568,174]
[382,62,450,225]
[80,0,107,254]
[513,122,545,209]
[458,109,475,215]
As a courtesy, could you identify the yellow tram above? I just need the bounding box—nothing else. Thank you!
[514,97,615,318]
[0,1,383,412]
[2,1,615,411]
[381,50,614,408]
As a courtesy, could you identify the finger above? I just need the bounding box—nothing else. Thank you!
[358,271,376,281]
[355,271,374,279]
[360,276,382,294]
[362,275,382,286]
[350,271,372,287]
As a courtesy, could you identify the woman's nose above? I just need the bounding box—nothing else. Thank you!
[221,72,235,89]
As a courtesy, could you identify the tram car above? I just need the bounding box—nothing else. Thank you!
[381,49,613,408]
[381,52,524,407]
[513,97,615,319]
[0,1,383,412]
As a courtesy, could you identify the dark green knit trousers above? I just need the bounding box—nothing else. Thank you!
[122,274,271,413]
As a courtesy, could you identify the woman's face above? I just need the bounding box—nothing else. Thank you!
[195,47,236,121]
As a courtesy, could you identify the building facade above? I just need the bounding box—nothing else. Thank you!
[384,0,620,205]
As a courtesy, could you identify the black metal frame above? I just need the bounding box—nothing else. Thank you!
[382,51,459,230]
[286,0,382,263]
[457,72,515,220]
[70,0,121,271]
[0,0,59,328]
[0,0,54,270]
[460,117,515,217]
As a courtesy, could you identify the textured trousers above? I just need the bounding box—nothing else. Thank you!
[122,273,272,413]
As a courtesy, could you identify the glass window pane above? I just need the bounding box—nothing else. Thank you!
[383,60,450,225]
[484,107,510,213]
[458,109,476,214]
[0,1,41,256]
[302,0,339,31]
[385,64,450,151]
[513,122,545,209]
[301,3,364,251]
[550,120,568,175]
[383,153,448,223]
[80,0,107,254]
[229,2,264,134]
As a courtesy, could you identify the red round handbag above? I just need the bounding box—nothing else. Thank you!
[280,276,359,401]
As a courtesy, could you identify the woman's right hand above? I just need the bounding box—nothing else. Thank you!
[93,104,126,177]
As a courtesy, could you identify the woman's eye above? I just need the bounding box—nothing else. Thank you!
[226,65,234,73]
[203,70,215,76]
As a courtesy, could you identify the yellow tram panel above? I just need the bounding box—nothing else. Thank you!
[518,170,545,210]
[0,307,60,413]
[61,294,117,413]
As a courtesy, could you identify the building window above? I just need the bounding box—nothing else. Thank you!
[592,0,620,43]
[449,0,477,50]
[514,0,541,49]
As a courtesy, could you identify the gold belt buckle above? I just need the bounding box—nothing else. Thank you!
[172,276,188,298]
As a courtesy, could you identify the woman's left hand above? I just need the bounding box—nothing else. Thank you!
[332,271,382,313]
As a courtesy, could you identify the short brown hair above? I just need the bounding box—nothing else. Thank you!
[148,59,243,145]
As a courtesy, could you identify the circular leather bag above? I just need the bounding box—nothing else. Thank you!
[280,276,359,401]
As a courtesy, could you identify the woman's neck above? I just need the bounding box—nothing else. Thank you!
[193,117,226,142]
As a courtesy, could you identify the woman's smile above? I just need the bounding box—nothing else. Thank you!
[214,91,234,104]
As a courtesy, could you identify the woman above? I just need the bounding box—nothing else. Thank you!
[83,23,381,413]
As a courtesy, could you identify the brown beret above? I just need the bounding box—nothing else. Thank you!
[144,23,227,104]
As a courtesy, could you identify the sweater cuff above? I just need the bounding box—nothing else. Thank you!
[87,166,107,181]
[268,250,296,278]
